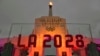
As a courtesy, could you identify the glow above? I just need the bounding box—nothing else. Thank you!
[0,36,100,56]
[49,1,53,6]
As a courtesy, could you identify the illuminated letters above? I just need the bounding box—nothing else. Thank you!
[28,34,37,47]
[17,34,25,47]
[43,34,51,48]
[17,34,84,48]
[54,35,62,48]
[65,34,74,48]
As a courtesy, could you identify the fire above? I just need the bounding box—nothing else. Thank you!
[49,1,53,6]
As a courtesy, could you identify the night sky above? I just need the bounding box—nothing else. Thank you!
[0,0,100,38]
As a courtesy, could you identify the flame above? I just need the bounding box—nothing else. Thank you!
[49,1,53,6]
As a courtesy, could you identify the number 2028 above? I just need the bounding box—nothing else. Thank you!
[43,34,84,48]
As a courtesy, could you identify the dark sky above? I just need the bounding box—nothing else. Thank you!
[0,0,100,38]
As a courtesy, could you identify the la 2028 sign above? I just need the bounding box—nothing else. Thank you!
[17,34,84,48]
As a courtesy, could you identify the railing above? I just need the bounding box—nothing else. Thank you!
[0,23,92,39]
